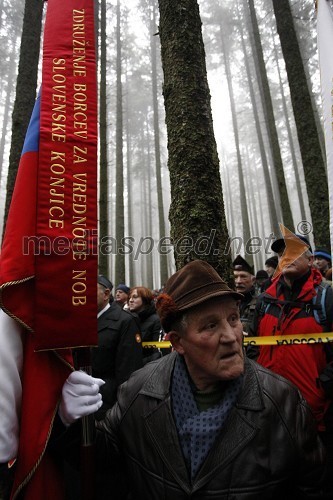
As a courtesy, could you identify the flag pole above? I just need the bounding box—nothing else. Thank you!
[76,347,96,500]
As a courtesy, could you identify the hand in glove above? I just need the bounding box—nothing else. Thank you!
[59,370,105,426]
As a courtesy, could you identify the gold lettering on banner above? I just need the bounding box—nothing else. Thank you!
[72,270,87,305]
[51,58,67,142]
[73,146,87,164]
[73,83,88,139]
[49,151,66,229]
[72,10,87,78]
[71,7,95,308]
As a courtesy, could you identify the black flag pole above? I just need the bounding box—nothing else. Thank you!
[76,347,96,500]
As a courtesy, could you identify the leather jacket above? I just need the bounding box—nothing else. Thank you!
[95,352,325,499]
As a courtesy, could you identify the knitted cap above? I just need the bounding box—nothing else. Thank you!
[116,284,130,294]
[314,249,331,263]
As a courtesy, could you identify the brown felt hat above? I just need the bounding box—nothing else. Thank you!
[156,260,242,332]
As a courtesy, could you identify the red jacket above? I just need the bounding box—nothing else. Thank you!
[256,268,331,431]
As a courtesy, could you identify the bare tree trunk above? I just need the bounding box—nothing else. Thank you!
[115,0,125,284]
[3,0,44,234]
[125,74,135,285]
[150,1,169,286]
[239,6,279,236]
[0,45,16,183]
[247,0,294,232]
[99,0,109,276]
[145,118,154,289]
[220,22,252,263]
[272,0,329,248]
[271,28,307,223]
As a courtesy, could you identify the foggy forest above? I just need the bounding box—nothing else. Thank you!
[0,0,328,289]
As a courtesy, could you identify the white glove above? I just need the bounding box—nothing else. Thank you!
[59,370,105,426]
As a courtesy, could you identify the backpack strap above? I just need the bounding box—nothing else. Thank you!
[258,283,332,329]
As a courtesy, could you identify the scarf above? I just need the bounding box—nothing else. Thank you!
[171,354,243,480]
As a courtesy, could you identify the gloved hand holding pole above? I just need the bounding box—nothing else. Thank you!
[58,371,105,427]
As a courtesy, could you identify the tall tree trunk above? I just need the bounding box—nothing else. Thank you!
[220,22,252,264]
[0,44,16,183]
[238,7,279,236]
[3,0,44,233]
[0,0,4,32]
[150,1,169,286]
[145,120,154,289]
[125,74,135,285]
[158,0,232,279]
[272,0,329,248]
[99,0,109,275]
[115,0,125,284]
[271,28,307,223]
[247,0,294,232]
[222,161,235,237]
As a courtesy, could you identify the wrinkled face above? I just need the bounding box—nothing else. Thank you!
[314,257,330,273]
[234,270,255,294]
[116,289,128,305]
[128,289,144,312]
[170,297,244,391]
[278,251,313,280]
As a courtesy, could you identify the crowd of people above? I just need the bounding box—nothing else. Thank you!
[59,235,333,498]
[1,234,333,499]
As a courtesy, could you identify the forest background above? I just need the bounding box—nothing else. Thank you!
[0,0,327,290]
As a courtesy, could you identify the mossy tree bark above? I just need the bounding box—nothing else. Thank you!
[158,0,232,280]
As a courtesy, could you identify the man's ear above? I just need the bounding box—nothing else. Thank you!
[168,331,185,355]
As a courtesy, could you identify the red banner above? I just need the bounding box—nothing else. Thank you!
[35,0,98,349]
[0,2,98,496]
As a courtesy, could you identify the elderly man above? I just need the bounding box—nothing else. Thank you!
[232,255,257,333]
[115,283,130,309]
[314,249,331,279]
[252,235,333,497]
[94,275,143,419]
[58,260,324,499]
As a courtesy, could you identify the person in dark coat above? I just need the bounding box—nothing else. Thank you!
[58,261,325,499]
[232,255,257,333]
[128,286,162,364]
[64,276,143,500]
[94,276,143,418]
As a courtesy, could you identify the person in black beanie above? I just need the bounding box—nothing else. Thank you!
[232,255,257,333]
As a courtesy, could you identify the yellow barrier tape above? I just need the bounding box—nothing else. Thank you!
[142,332,333,349]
